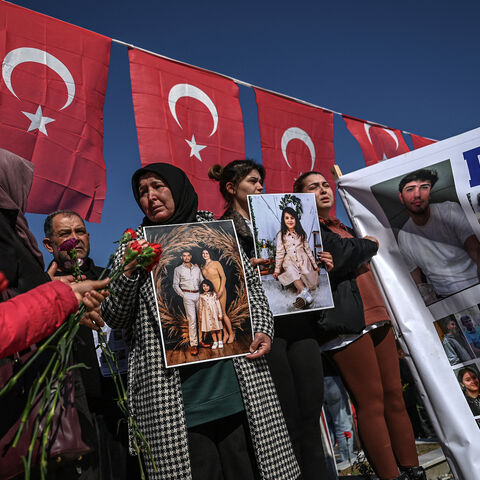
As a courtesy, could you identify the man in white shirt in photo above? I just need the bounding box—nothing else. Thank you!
[173,251,204,355]
[397,168,480,298]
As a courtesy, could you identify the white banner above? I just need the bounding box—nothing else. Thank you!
[337,127,480,480]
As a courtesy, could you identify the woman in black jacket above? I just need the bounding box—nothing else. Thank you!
[295,171,425,480]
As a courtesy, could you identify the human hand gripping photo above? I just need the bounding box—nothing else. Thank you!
[247,332,272,359]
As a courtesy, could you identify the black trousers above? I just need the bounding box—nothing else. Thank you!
[188,412,259,480]
[266,336,328,480]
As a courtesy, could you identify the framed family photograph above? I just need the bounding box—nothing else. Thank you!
[144,220,254,368]
[248,193,334,316]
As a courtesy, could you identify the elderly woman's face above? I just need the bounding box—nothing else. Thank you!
[138,173,175,223]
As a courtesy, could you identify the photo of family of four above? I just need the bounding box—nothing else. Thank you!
[144,221,253,367]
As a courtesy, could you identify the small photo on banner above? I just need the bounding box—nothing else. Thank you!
[453,360,480,418]
[343,115,409,167]
[254,89,335,214]
[0,2,111,222]
[247,192,334,316]
[433,316,476,366]
[143,220,254,368]
[129,49,245,217]
[370,159,480,306]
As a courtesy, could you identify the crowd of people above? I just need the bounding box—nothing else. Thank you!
[0,147,430,480]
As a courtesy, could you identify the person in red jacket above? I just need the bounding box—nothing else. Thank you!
[0,271,110,359]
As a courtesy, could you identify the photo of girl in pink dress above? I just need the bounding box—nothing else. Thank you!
[273,206,320,308]
[197,279,224,349]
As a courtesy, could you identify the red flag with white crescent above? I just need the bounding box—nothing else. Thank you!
[343,116,409,167]
[411,133,436,149]
[129,49,245,216]
[0,2,111,222]
[254,89,335,212]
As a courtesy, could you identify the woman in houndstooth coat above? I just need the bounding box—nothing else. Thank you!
[101,163,300,480]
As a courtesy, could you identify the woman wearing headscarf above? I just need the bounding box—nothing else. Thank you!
[101,163,299,480]
[0,149,107,478]
[0,148,50,295]
[209,160,333,480]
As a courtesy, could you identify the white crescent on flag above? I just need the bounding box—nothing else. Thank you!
[168,83,218,161]
[2,47,76,110]
[364,123,399,149]
[2,47,76,135]
[281,127,316,170]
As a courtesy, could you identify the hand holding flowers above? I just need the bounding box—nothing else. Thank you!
[0,228,162,480]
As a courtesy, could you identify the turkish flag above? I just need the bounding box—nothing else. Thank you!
[254,88,335,212]
[129,49,245,216]
[0,2,111,222]
[343,116,409,167]
[411,133,436,149]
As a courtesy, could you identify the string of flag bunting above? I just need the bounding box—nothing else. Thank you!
[0,0,437,220]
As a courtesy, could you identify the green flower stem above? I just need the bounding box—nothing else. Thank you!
[12,348,59,447]
[95,330,157,477]
[39,378,63,477]
[2,238,160,480]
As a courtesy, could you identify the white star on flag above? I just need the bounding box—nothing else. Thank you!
[22,105,55,136]
[185,134,207,161]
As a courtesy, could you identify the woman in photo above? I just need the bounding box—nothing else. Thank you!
[457,366,480,415]
[273,206,320,308]
[197,279,224,349]
[200,248,234,342]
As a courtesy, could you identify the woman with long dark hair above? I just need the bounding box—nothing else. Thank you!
[200,248,234,343]
[273,206,320,308]
[458,366,480,415]
[294,170,426,480]
[210,159,333,480]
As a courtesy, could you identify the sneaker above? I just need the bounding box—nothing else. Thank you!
[301,288,313,305]
[293,296,306,309]
[218,341,224,348]
[212,342,218,349]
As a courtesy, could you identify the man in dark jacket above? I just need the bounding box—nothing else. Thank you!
[43,209,136,480]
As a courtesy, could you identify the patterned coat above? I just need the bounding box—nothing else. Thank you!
[101,213,300,480]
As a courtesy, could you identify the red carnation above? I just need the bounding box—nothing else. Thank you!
[121,228,138,243]
[343,431,352,439]
[58,238,79,252]
[124,240,144,265]
[129,240,144,254]
[145,242,163,272]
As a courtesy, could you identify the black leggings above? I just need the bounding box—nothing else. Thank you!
[266,337,327,480]
[188,412,259,480]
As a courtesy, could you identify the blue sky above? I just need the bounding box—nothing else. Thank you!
[11,0,480,267]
